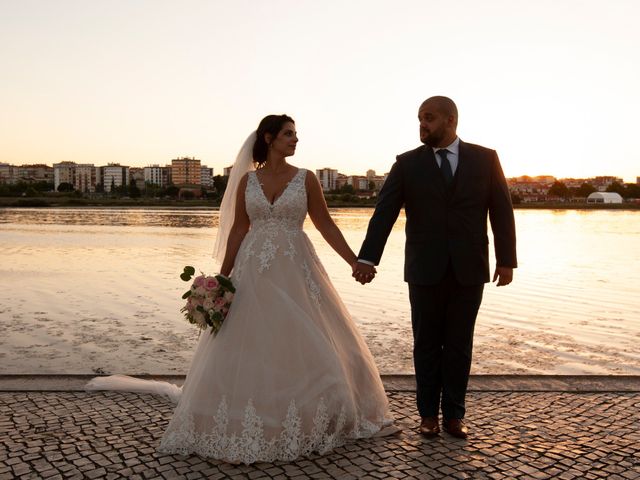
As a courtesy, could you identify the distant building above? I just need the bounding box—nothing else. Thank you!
[344,175,369,191]
[101,164,129,192]
[592,176,623,192]
[507,175,557,202]
[335,174,348,191]
[74,164,97,193]
[144,165,167,187]
[534,175,556,183]
[223,165,233,177]
[0,163,14,184]
[587,192,623,204]
[200,166,214,187]
[562,178,589,189]
[363,169,386,191]
[53,162,77,191]
[129,167,145,190]
[172,157,201,186]
[14,164,53,184]
[316,168,338,191]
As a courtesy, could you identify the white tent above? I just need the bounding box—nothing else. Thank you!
[587,192,623,204]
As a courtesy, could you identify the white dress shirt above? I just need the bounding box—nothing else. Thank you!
[433,137,460,175]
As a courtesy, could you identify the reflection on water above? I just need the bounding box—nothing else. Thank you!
[1,207,639,375]
[0,207,407,231]
[0,207,221,228]
[0,207,404,230]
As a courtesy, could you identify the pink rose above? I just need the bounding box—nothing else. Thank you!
[193,275,206,288]
[204,276,220,291]
[213,296,226,311]
[223,291,234,302]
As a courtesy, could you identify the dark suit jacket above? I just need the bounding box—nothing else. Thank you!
[359,140,517,286]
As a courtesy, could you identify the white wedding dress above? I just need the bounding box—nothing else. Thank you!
[88,168,392,464]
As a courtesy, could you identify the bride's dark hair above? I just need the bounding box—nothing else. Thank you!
[253,114,295,167]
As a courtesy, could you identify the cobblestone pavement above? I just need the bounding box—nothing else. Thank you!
[1,389,639,479]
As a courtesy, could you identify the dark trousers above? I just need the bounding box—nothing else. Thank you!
[408,264,484,420]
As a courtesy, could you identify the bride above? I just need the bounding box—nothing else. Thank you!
[87,114,394,464]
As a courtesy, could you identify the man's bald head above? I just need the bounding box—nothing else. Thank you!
[420,96,458,120]
[418,96,459,147]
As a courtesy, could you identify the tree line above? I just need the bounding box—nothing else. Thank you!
[545,181,640,200]
[0,175,230,201]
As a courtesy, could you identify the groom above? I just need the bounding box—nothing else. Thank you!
[354,96,517,439]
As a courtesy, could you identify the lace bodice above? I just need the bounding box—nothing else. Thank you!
[232,169,316,278]
[245,168,308,230]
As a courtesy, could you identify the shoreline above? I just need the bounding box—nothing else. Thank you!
[2,374,640,392]
[1,196,639,210]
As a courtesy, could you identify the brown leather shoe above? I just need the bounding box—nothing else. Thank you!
[443,418,468,439]
[419,416,440,437]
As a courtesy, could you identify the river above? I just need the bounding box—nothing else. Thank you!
[1,207,638,375]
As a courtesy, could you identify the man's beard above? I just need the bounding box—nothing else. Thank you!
[421,130,444,147]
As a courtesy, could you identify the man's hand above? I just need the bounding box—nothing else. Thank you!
[492,266,513,286]
[352,261,377,285]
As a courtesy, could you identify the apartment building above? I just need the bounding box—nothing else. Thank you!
[53,162,77,190]
[0,163,14,184]
[144,165,169,187]
[171,157,201,186]
[129,167,145,190]
[101,164,129,192]
[15,164,53,184]
[316,168,338,191]
[200,166,214,187]
[74,164,97,193]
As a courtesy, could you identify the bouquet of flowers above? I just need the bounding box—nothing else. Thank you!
[180,266,235,336]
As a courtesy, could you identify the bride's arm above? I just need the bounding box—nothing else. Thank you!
[220,174,250,277]
[306,172,358,268]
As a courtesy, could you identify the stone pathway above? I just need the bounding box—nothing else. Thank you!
[1,387,639,479]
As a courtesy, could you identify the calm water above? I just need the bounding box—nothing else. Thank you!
[1,207,639,375]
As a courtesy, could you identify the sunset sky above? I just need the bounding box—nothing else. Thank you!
[1,0,639,182]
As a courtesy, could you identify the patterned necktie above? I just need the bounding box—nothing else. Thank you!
[437,149,453,186]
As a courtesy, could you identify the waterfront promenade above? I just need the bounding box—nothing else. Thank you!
[1,375,639,479]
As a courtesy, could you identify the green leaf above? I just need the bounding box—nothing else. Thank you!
[181,290,191,299]
[184,266,196,275]
[216,275,235,292]
[180,272,192,282]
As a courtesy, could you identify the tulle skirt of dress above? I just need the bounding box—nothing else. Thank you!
[88,231,392,464]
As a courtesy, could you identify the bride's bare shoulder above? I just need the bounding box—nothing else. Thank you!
[236,172,251,192]
[301,168,315,182]
[303,170,323,193]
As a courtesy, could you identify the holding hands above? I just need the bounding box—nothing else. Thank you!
[352,261,377,285]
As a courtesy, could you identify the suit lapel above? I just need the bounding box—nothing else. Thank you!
[451,140,471,199]
[419,145,448,194]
